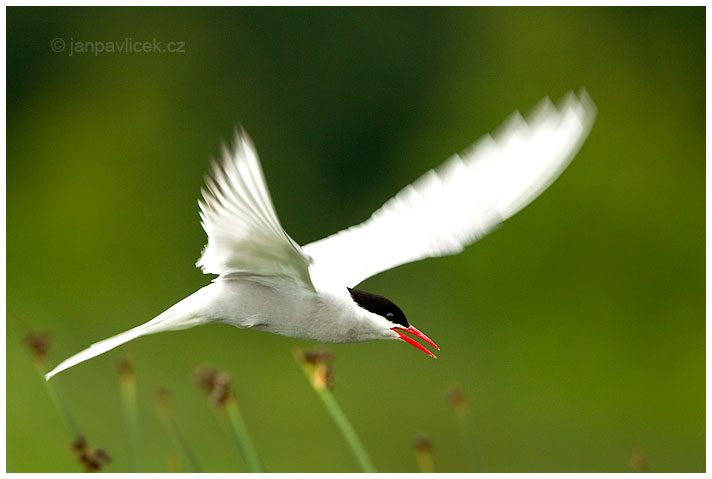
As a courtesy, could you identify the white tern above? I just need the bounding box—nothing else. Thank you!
[45,91,595,380]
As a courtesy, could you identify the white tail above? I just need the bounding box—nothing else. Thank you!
[45,289,210,380]
[44,324,157,380]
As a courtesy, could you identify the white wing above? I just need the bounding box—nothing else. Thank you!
[304,90,596,288]
[197,128,316,292]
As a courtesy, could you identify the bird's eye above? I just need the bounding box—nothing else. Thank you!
[386,313,394,318]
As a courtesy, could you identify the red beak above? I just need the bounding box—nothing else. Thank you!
[391,325,440,358]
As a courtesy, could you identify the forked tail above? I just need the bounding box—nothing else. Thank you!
[44,324,158,380]
[45,290,210,380]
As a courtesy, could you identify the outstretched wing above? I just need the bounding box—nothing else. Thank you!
[304,90,596,288]
[197,129,316,292]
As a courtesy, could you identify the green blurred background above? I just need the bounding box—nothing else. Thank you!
[6,7,704,473]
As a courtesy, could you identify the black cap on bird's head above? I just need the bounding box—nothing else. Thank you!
[347,288,439,358]
[347,287,409,328]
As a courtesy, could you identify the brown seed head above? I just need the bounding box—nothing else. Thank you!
[78,452,101,472]
[302,350,334,365]
[299,349,336,390]
[117,357,135,384]
[70,434,111,472]
[71,433,88,454]
[94,448,112,465]
[24,331,50,365]
[194,365,234,407]
[413,434,433,453]
[630,448,649,473]
[447,384,469,414]
[155,388,172,409]
[194,365,219,392]
[209,371,234,407]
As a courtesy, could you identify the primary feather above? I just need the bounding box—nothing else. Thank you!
[304,90,596,287]
[197,128,316,292]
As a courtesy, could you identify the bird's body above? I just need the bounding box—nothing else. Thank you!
[185,278,392,343]
[46,91,596,380]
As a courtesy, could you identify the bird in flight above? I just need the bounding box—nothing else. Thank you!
[45,91,595,380]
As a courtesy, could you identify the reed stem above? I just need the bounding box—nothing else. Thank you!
[25,332,79,436]
[293,349,376,473]
[447,385,483,472]
[224,396,263,472]
[194,365,264,472]
[118,359,140,471]
[43,375,80,435]
[155,389,203,473]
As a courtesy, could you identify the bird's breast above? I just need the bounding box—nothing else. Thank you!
[198,279,359,343]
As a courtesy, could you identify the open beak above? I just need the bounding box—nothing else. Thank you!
[391,325,440,358]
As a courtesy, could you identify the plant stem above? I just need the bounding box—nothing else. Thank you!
[415,449,435,473]
[224,397,262,472]
[455,411,482,472]
[447,385,483,472]
[155,390,202,473]
[118,360,140,471]
[294,350,376,473]
[166,453,182,472]
[34,362,79,436]
[315,386,377,473]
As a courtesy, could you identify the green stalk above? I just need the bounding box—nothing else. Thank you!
[25,332,79,436]
[415,449,434,473]
[155,390,202,473]
[194,366,263,472]
[118,359,140,471]
[315,387,376,473]
[25,332,113,471]
[294,350,376,473]
[42,375,80,436]
[455,412,481,472]
[448,386,482,472]
[166,453,182,472]
[224,396,262,472]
